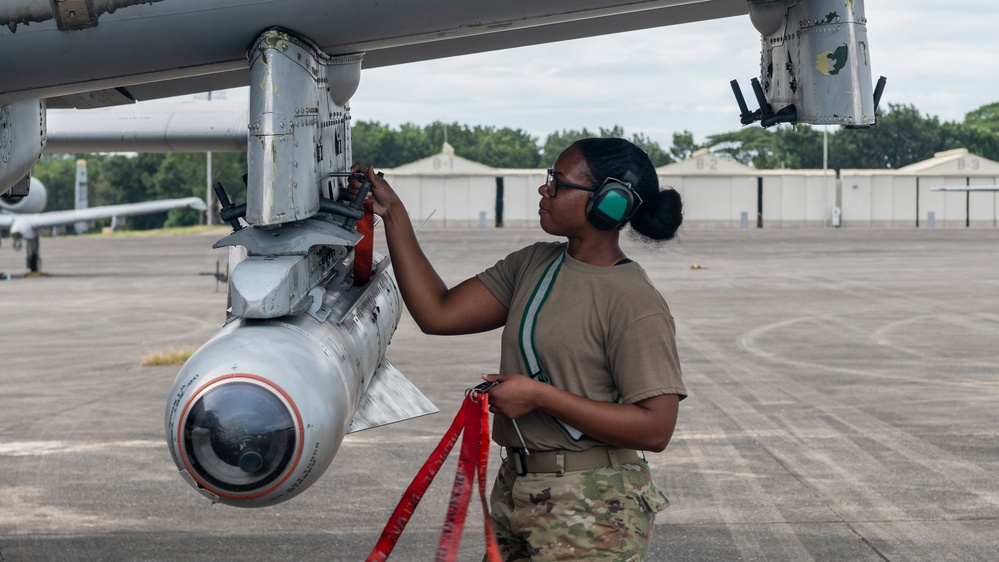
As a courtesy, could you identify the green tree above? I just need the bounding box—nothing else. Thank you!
[706,125,824,169]
[964,101,999,134]
[395,123,437,165]
[31,154,78,211]
[829,103,942,169]
[351,121,435,167]
[541,128,598,162]
[146,153,205,229]
[774,125,825,169]
[424,122,541,168]
[941,121,999,162]
[92,153,163,208]
[163,151,250,229]
[629,132,673,167]
[210,151,249,210]
[351,121,395,166]
[669,131,699,161]
[541,126,672,168]
[354,120,543,168]
[471,127,541,168]
[942,102,999,161]
[705,127,779,168]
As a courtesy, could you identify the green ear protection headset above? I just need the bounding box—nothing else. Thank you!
[586,169,644,230]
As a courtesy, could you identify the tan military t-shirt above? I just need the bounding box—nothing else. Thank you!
[476,241,686,452]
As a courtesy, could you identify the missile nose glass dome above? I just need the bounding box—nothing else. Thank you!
[183,381,297,494]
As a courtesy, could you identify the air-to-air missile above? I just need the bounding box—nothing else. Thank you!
[165,30,436,507]
[165,250,436,507]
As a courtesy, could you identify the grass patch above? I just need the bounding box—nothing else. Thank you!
[141,346,196,367]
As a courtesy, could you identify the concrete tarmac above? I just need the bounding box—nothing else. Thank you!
[1,226,997,561]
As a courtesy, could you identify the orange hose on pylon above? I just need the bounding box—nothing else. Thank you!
[353,200,374,285]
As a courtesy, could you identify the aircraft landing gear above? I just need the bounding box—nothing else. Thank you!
[25,237,42,275]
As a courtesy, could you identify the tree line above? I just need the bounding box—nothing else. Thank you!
[29,101,999,230]
[357,101,999,169]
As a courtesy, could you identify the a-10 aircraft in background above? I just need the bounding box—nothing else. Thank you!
[0,0,882,508]
[0,159,206,273]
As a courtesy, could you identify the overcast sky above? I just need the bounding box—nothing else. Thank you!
[211,0,998,150]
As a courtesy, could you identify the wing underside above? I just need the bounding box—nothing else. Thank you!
[14,198,207,231]
[0,0,748,108]
[931,186,999,192]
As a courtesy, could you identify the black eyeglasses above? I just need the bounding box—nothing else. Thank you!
[545,168,596,198]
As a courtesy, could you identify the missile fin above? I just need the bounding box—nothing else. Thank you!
[347,359,438,433]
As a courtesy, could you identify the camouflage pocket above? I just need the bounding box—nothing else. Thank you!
[636,479,670,516]
[620,459,670,516]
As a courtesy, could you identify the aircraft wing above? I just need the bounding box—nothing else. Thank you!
[0,0,747,108]
[45,101,249,154]
[10,198,207,233]
[931,186,999,192]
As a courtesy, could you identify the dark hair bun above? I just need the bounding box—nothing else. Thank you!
[630,186,682,241]
[572,137,683,242]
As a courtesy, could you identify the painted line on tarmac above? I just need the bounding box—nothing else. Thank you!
[0,440,161,456]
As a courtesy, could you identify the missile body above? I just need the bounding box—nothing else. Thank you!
[165,258,435,507]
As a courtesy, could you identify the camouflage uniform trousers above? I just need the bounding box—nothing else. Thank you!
[488,457,670,561]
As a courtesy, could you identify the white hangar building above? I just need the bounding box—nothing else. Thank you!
[840,148,999,228]
[380,145,999,229]
[382,142,544,228]
[655,149,835,228]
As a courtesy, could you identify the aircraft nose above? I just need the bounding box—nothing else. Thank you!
[181,380,299,495]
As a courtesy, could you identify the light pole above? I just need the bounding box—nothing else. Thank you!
[205,91,214,225]
[823,125,828,227]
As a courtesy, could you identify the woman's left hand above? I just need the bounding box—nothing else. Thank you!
[480,372,680,452]
[480,373,543,419]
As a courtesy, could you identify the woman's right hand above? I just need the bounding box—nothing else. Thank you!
[349,163,400,218]
[347,165,508,336]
